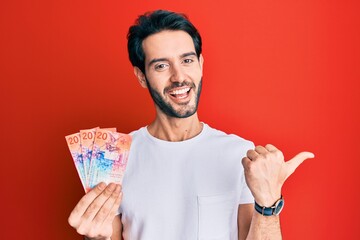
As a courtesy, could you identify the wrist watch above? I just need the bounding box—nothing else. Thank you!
[254,196,284,216]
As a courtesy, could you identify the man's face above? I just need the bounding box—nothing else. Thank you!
[141,30,203,118]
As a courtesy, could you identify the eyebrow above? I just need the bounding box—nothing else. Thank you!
[148,51,197,67]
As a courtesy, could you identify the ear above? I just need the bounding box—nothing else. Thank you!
[134,67,147,88]
[199,54,204,74]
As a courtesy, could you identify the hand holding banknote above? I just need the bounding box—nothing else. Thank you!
[66,127,131,239]
[68,182,122,240]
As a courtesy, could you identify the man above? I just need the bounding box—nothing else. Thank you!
[68,10,314,240]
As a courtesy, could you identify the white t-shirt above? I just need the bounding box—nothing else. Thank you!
[119,123,254,240]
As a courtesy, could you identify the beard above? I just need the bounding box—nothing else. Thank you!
[145,78,202,118]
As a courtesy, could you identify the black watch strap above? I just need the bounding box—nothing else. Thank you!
[254,196,284,216]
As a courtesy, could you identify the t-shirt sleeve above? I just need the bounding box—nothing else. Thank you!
[238,139,254,204]
[239,171,254,204]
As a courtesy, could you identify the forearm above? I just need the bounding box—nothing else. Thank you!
[246,212,282,240]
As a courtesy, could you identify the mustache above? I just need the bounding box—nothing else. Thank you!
[164,81,196,93]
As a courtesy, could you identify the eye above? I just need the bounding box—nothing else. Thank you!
[183,58,194,64]
[154,63,168,71]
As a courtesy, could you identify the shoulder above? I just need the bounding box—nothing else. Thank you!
[204,123,255,151]
[128,126,146,138]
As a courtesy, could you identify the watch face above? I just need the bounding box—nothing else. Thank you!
[274,199,285,215]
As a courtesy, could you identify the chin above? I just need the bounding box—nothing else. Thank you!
[171,105,198,118]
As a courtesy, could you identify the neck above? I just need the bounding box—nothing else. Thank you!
[147,112,203,142]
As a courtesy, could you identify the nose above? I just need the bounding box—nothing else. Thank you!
[170,64,186,83]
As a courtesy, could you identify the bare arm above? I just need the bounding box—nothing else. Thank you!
[246,213,281,240]
[238,203,281,240]
[238,204,253,240]
[241,144,314,239]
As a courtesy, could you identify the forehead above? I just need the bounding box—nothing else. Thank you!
[142,30,195,61]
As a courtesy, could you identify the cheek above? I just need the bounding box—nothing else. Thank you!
[191,66,203,77]
[146,76,167,92]
[191,69,203,82]
[148,70,172,82]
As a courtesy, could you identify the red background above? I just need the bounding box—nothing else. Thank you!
[1,0,359,239]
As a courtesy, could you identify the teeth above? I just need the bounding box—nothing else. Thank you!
[170,87,190,95]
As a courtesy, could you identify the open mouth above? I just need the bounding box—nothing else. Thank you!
[168,87,191,99]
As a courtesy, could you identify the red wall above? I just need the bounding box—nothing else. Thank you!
[1,0,359,239]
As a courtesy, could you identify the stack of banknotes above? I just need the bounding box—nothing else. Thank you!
[65,127,132,192]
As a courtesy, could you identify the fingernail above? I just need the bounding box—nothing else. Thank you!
[115,184,121,193]
[108,183,116,191]
[98,182,106,190]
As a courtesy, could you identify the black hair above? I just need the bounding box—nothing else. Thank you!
[127,9,202,74]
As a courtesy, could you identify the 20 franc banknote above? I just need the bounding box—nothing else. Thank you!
[87,129,132,192]
[80,127,98,186]
[65,133,87,191]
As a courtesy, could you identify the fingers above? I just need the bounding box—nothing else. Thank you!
[86,185,122,237]
[254,145,268,155]
[69,182,107,226]
[68,182,122,232]
[102,191,123,227]
[264,144,278,152]
[287,151,315,174]
[68,181,123,239]
[246,145,267,161]
[81,183,120,221]
[92,184,122,226]
[242,144,314,207]
[246,150,258,160]
[246,145,279,161]
[241,156,251,170]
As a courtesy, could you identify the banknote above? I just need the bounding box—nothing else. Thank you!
[87,129,132,192]
[80,127,99,187]
[65,132,87,191]
[79,127,118,189]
